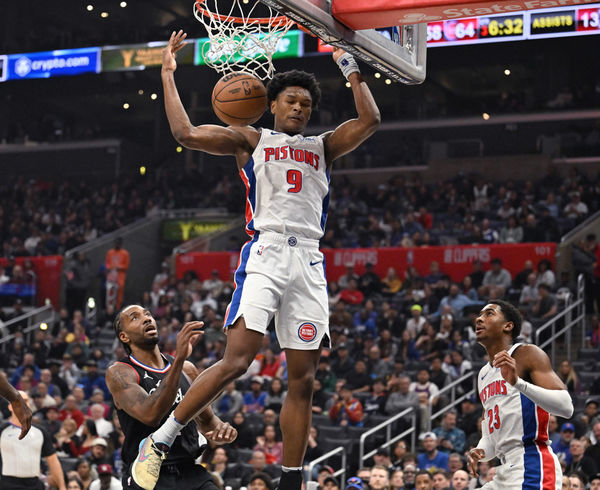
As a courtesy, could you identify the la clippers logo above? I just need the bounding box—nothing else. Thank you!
[298,322,317,342]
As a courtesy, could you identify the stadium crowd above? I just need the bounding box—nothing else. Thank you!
[1,229,600,489]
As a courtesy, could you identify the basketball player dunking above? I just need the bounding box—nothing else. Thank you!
[467,300,574,489]
[131,30,380,490]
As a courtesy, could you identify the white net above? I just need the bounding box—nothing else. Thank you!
[193,0,294,80]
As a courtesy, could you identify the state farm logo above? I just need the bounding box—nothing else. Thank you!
[400,13,443,22]
[298,322,317,342]
[15,57,32,77]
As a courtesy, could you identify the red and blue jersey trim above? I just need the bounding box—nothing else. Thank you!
[240,157,257,237]
[128,354,171,374]
[520,394,556,490]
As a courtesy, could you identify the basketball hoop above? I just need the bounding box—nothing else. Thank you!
[193,0,295,80]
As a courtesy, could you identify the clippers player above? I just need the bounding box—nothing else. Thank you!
[467,300,574,489]
[106,305,237,489]
[131,30,380,490]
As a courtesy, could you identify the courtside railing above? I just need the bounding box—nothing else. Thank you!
[307,446,347,487]
[0,304,56,352]
[535,273,586,365]
[427,372,477,431]
[358,407,417,468]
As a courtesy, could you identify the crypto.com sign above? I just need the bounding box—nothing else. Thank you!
[332,0,599,28]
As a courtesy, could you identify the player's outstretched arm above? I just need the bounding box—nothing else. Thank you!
[0,372,32,439]
[161,30,257,161]
[323,48,381,163]
[493,345,574,418]
[107,321,204,426]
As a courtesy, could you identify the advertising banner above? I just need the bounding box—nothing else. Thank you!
[0,256,63,307]
[175,242,556,284]
[4,48,100,80]
[101,41,195,72]
[161,220,230,243]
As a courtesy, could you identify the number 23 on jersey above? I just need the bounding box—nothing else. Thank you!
[488,404,501,433]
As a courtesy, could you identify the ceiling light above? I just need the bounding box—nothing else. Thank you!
[123,103,130,109]
[138,89,144,95]
[385,79,392,85]
[482,112,490,120]
[86,4,94,11]
[120,1,127,7]
[139,166,146,175]
[150,93,158,100]
[504,69,511,76]
[345,82,351,88]
[374,72,381,79]
[101,11,109,18]
[176,146,183,153]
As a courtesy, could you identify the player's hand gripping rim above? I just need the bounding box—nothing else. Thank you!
[467,448,485,478]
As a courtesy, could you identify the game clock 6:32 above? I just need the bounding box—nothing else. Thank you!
[479,14,525,38]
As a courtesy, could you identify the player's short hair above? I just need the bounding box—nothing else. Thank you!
[488,299,522,339]
[266,70,321,109]
[113,306,132,354]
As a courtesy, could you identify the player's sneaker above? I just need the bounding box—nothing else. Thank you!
[131,435,167,489]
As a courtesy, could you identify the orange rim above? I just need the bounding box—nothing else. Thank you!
[194,0,292,26]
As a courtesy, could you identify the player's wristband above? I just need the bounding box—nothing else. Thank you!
[513,377,574,418]
[336,52,360,80]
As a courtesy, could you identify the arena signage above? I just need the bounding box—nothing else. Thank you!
[101,41,195,72]
[331,0,599,27]
[3,47,100,80]
[161,220,229,242]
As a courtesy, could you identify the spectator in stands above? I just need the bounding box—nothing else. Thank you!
[366,346,393,380]
[514,260,535,289]
[569,472,587,490]
[590,473,600,490]
[575,399,599,435]
[451,470,469,490]
[432,284,480,319]
[429,357,450,393]
[363,378,387,416]
[433,410,466,454]
[566,438,598,478]
[213,381,243,418]
[338,263,359,289]
[358,263,382,298]
[243,376,267,414]
[346,359,372,393]
[353,301,378,338]
[259,349,280,380]
[382,267,403,297]
[458,395,481,436]
[377,328,397,359]
[368,465,390,490]
[480,219,499,244]
[564,192,589,221]
[386,375,419,416]
[60,394,85,428]
[89,463,120,490]
[230,411,254,449]
[531,284,558,321]
[59,353,82,391]
[89,403,113,438]
[340,279,364,305]
[536,259,556,289]
[406,304,426,339]
[480,258,512,299]
[497,199,516,220]
[329,383,364,427]
[519,273,539,307]
[390,469,405,490]
[331,343,354,381]
[432,470,450,490]
[264,377,286,412]
[447,453,464,474]
[246,451,279,483]
[586,421,600,460]
[553,422,576,465]
[417,432,449,472]
[557,360,581,395]
[253,424,283,465]
[104,237,130,311]
[410,368,440,408]
[500,216,523,243]
[522,214,545,242]
[330,301,353,332]
[79,360,110,399]
[425,262,449,296]
[64,252,92,315]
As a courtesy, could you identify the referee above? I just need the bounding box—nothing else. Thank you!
[0,390,66,490]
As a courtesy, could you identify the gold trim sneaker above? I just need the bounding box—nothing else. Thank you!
[131,435,167,489]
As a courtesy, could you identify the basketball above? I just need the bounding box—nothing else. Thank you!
[211,72,267,126]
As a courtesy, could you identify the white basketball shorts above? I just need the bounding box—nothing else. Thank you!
[480,446,562,490]
[223,231,330,350]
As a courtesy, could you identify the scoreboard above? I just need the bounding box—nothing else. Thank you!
[426,4,600,46]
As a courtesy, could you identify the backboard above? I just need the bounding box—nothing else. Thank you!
[258,0,427,84]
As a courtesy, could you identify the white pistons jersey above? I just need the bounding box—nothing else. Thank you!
[478,343,561,489]
[240,129,330,240]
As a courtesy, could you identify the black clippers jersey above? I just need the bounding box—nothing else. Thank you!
[115,354,205,466]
